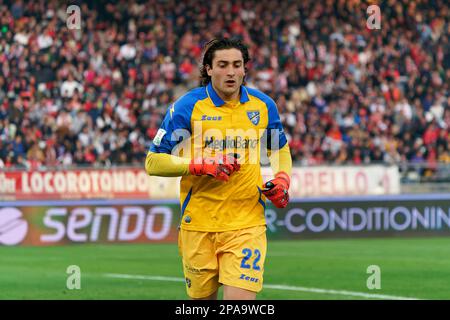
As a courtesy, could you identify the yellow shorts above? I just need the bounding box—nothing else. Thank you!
[178,225,267,299]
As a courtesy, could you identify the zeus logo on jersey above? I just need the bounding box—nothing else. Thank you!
[204,136,258,150]
[201,115,223,121]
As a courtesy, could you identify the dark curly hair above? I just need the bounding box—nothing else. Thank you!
[199,38,250,86]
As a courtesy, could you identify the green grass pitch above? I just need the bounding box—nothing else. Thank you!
[1,237,449,300]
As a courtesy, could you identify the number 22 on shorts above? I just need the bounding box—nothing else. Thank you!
[240,248,261,271]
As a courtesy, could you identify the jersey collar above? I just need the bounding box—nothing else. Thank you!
[206,82,250,107]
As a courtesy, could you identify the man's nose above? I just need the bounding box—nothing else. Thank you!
[226,65,236,76]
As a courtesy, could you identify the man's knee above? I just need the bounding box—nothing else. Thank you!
[191,290,218,300]
[223,285,256,300]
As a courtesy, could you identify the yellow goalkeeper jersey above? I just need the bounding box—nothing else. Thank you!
[150,82,287,232]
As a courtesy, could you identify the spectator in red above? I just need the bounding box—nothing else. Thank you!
[423,121,440,145]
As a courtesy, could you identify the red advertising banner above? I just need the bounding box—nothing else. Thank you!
[1,165,400,201]
[0,168,153,200]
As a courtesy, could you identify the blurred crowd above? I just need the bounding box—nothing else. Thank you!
[0,0,449,179]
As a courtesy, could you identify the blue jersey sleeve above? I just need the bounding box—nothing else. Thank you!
[149,101,194,154]
[265,97,287,150]
[245,87,287,150]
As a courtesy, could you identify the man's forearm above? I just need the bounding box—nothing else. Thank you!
[268,144,292,176]
[145,151,190,177]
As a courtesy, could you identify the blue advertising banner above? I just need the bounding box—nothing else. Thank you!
[1,194,449,246]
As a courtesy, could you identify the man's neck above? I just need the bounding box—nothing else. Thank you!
[212,84,240,102]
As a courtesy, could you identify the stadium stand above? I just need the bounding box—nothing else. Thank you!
[0,0,448,181]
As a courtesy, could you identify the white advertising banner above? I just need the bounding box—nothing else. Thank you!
[150,165,401,199]
[261,165,400,197]
[156,165,401,199]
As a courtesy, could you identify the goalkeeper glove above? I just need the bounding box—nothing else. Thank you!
[189,153,240,182]
[262,171,290,208]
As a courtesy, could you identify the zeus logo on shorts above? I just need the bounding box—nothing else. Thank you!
[184,264,201,274]
[239,274,259,283]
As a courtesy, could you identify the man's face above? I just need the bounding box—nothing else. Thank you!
[206,48,245,99]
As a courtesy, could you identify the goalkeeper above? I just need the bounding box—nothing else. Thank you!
[145,38,292,300]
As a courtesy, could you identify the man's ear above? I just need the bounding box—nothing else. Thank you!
[206,64,212,76]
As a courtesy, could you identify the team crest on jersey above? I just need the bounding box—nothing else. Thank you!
[247,111,260,125]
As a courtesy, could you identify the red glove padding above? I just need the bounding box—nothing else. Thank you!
[189,153,240,182]
[262,172,290,208]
